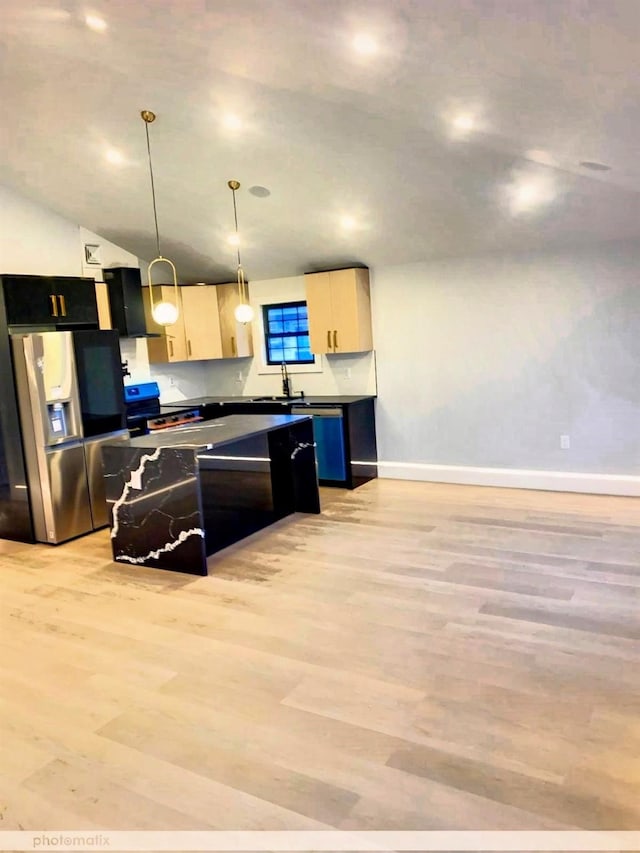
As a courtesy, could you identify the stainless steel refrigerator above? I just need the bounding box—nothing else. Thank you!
[10,330,128,544]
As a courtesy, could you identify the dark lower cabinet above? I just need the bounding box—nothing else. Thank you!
[198,398,377,489]
[1,274,98,328]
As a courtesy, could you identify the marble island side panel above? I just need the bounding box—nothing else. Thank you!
[102,443,207,574]
[101,414,320,575]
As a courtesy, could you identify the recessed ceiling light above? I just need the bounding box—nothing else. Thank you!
[105,148,124,165]
[579,161,611,171]
[227,233,240,246]
[452,114,475,132]
[340,215,357,230]
[504,172,557,215]
[85,14,107,32]
[352,34,378,56]
[249,185,271,198]
[222,113,242,131]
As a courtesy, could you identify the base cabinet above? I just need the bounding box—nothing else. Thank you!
[305,268,372,355]
[198,397,377,489]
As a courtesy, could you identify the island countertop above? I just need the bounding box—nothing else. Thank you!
[122,413,311,451]
[160,395,376,407]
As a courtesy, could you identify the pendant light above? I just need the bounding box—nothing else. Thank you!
[227,180,254,324]
[141,110,180,326]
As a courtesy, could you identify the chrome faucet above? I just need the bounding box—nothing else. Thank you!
[281,361,291,397]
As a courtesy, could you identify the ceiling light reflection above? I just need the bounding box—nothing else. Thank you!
[85,14,107,32]
[105,148,124,165]
[340,215,357,231]
[353,34,378,56]
[222,113,242,131]
[503,171,558,216]
[453,114,474,132]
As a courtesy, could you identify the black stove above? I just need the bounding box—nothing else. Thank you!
[124,382,201,436]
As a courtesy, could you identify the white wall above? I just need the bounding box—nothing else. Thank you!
[79,227,139,279]
[0,184,206,401]
[77,227,209,400]
[0,184,83,276]
[200,275,377,400]
[371,244,640,495]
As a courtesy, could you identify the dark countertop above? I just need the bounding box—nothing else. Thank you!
[157,404,201,416]
[161,394,376,407]
[118,413,311,451]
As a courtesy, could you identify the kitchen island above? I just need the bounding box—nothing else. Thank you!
[101,414,319,575]
[162,395,378,489]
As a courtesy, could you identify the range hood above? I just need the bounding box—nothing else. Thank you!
[100,267,159,338]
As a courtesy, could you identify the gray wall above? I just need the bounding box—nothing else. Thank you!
[371,243,640,477]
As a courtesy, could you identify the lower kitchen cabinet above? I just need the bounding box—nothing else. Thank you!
[195,397,377,489]
[312,398,377,489]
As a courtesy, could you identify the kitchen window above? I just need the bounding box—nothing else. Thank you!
[263,301,314,365]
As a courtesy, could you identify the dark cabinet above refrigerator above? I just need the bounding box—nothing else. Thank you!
[102,266,153,337]
[1,274,98,328]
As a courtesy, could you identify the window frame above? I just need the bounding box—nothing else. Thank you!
[262,300,315,366]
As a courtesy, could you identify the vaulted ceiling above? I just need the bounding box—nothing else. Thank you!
[2,0,640,282]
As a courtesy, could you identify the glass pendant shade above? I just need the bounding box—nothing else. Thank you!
[152,300,179,326]
[234,302,254,323]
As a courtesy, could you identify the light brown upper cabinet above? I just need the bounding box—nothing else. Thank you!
[143,284,253,363]
[304,267,372,354]
[216,282,254,358]
[143,285,188,363]
[180,286,223,360]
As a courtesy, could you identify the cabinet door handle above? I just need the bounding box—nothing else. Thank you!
[169,339,174,357]
[187,339,192,357]
[49,294,59,317]
[327,329,332,350]
[333,330,338,350]
[58,294,67,316]
[231,336,236,356]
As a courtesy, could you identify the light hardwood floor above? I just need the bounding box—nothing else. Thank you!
[0,479,638,830]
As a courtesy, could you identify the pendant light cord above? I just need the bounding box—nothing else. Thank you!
[231,186,246,301]
[231,187,242,269]
[144,120,161,258]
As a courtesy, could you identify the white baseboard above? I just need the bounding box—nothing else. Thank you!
[377,461,640,497]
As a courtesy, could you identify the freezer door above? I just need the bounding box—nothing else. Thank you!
[43,443,93,543]
[84,431,129,529]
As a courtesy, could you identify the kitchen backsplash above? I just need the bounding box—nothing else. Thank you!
[120,337,377,402]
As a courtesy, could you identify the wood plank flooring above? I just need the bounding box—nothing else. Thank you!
[0,480,638,830]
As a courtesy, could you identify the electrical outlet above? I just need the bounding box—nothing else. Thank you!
[168,376,175,386]
[235,371,243,383]
[345,367,352,380]
[560,434,570,450]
